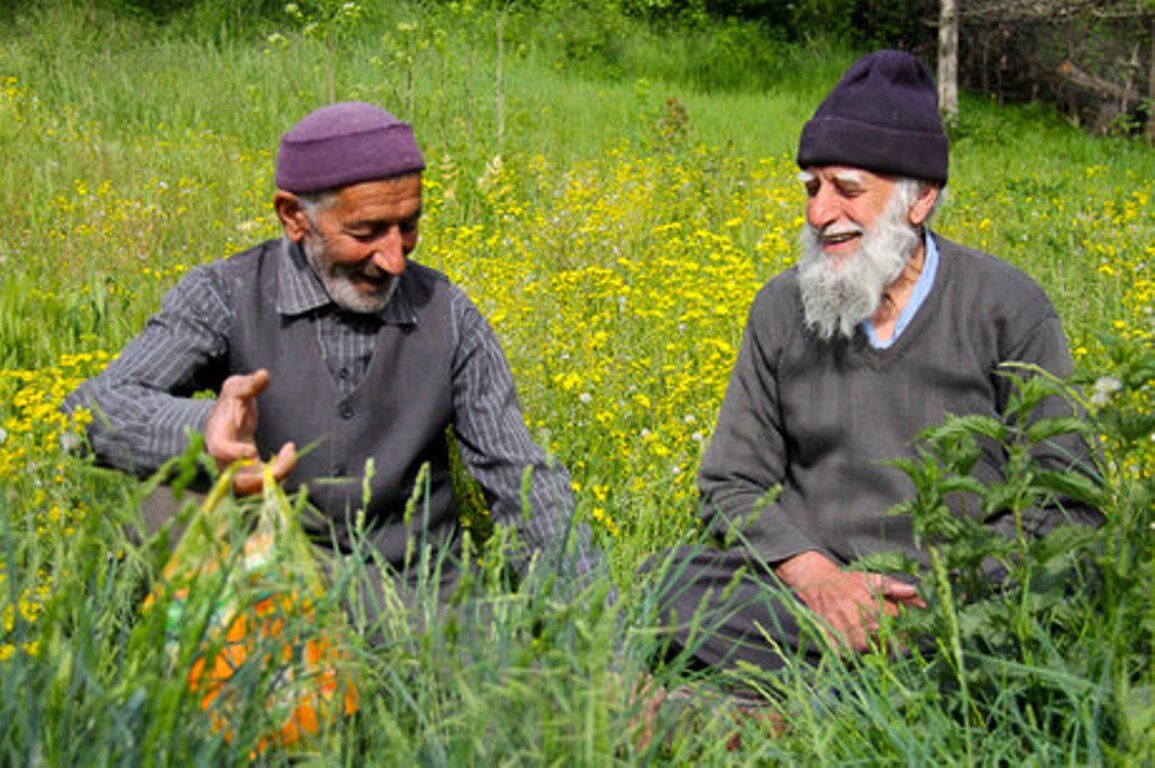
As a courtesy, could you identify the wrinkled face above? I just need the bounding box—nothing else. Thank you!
[277,174,422,314]
[796,166,928,340]
[801,166,898,267]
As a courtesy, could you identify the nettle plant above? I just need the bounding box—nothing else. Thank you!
[862,333,1154,751]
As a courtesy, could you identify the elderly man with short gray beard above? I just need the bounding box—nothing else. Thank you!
[650,50,1101,692]
[65,102,598,629]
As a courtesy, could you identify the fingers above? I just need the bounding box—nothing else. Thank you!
[791,566,925,654]
[820,577,884,652]
[212,437,260,465]
[830,574,923,652]
[879,576,926,608]
[228,442,297,496]
[231,465,266,497]
[207,369,270,469]
[267,441,298,483]
[865,573,925,608]
[215,370,270,437]
[842,620,872,652]
[205,371,294,497]
[220,368,270,401]
[892,592,927,609]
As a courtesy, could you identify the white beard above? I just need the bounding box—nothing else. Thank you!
[797,192,920,341]
[303,235,399,315]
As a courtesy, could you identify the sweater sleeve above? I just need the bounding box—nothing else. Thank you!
[697,287,819,563]
[62,267,230,477]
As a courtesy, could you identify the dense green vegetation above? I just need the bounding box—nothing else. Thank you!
[1,1,1152,764]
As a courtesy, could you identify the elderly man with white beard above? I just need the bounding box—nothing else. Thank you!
[650,50,1101,686]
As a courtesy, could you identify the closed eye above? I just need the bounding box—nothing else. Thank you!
[399,211,421,234]
[349,225,387,242]
[348,210,421,241]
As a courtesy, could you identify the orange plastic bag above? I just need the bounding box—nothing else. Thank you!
[143,468,359,753]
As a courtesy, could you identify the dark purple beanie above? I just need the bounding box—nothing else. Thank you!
[797,50,948,184]
[275,102,425,193]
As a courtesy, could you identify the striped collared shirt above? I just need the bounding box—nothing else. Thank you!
[65,238,595,577]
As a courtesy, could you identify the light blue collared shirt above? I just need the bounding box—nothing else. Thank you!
[864,233,938,349]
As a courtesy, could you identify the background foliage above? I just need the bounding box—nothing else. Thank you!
[52,0,1154,136]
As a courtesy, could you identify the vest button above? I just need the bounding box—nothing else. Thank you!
[333,464,346,477]
[339,403,355,419]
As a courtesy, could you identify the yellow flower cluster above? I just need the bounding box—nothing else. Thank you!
[0,577,48,662]
[943,176,1153,351]
[419,148,801,541]
[0,350,107,501]
[0,76,23,104]
[0,353,111,661]
[0,351,108,475]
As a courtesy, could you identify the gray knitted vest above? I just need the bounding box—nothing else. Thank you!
[220,241,458,566]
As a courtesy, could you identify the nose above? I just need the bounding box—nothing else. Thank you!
[806,185,840,230]
[370,228,407,276]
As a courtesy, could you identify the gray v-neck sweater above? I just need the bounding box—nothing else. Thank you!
[698,235,1097,567]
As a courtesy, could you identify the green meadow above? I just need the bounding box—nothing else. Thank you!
[1,1,1152,764]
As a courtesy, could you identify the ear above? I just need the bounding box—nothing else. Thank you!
[907,184,941,228]
[274,191,310,242]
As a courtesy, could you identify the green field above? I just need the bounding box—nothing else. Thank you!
[1,2,1152,764]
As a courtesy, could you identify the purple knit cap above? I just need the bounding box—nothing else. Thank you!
[797,50,948,184]
[275,102,425,193]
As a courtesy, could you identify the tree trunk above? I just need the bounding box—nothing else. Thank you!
[1147,16,1154,144]
[938,0,960,123]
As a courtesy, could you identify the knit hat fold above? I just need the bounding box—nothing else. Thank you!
[276,101,425,193]
[797,50,949,184]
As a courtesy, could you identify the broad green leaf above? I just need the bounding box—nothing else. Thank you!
[1025,417,1090,445]
[1034,469,1105,507]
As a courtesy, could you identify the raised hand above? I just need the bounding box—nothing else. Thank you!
[204,369,297,495]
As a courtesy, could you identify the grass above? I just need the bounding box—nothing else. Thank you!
[0,0,1153,764]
